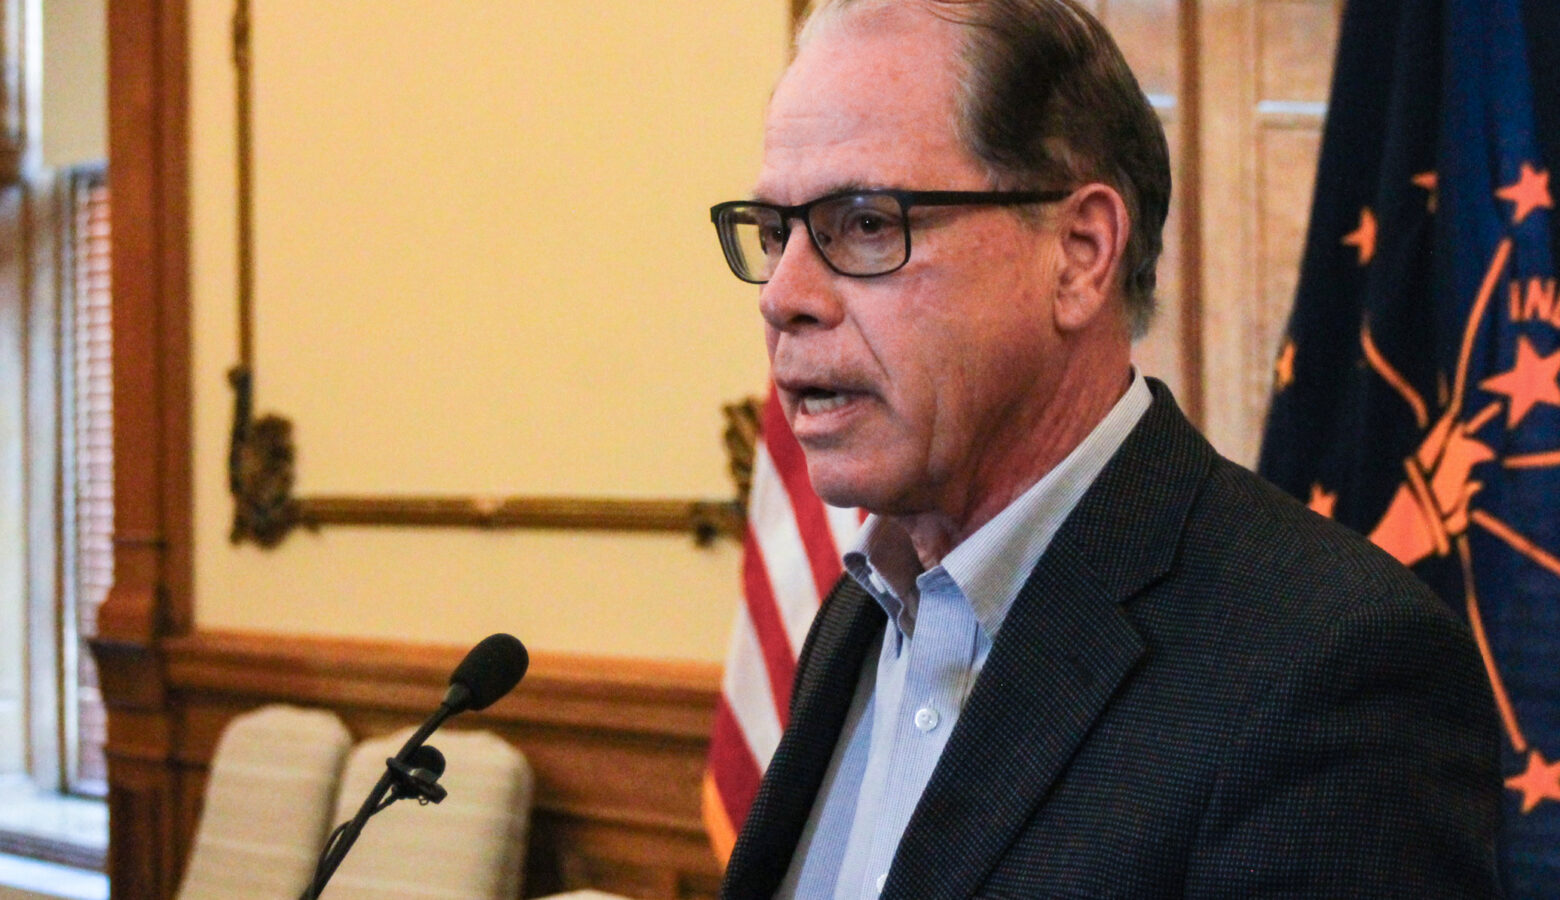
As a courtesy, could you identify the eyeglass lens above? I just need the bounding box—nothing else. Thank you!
[718,193,909,283]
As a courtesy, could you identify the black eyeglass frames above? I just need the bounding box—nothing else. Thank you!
[709,188,1071,284]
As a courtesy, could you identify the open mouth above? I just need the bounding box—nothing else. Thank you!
[798,388,851,415]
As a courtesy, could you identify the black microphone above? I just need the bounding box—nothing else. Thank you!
[443,632,529,713]
[300,633,529,900]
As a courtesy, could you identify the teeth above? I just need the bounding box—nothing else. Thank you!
[800,392,849,415]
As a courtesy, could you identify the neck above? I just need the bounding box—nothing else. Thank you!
[897,354,1133,568]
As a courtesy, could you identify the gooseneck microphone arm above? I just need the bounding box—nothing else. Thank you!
[300,707,458,899]
[298,633,528,900]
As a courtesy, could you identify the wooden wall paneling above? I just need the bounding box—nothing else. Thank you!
[537,814,722,899]
[1175,0,1206,427]
[106,778,167,899]
[155,631,722,899]
[1256,118,1324,375]
[1096,0,1197,413]
[92,0,190,895]
[98,0,191,640]
[96,0,736,890]
[1252,0,1335,442]
[1193,0,1339,466]
[1150,112,1194,407]
[1193,0,1262,464]
[99,709,176,898]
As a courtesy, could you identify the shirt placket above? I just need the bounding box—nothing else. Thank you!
[855,569,979,897]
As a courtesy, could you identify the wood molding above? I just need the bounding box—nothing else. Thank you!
[293,495,745,545]
[143,631,724,899]
[1175,0,1205,428]
[107,776,173,899]
[162,631,722,741]
[93,2,194,897]
[1192,0,1262,465]
[102,0,192,641]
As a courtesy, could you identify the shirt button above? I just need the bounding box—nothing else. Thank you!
[914,706,939,732]
[876,872,888,893]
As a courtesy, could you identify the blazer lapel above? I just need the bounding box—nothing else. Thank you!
[885,380,1215,900]
[721,577,885,900]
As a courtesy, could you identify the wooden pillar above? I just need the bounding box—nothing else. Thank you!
[90,0,192,896]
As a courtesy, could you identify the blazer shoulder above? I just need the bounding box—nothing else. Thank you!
[1180,454,1459,633]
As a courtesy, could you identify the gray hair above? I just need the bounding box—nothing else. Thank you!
[798,0,1171,336]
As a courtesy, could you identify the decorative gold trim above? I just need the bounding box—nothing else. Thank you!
[223,1,760,548]
[722,397,762,511]
[295,495,744,546]
[790,0,812,30]
[226,359,751,545]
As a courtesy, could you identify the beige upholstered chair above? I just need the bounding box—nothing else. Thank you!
[323,727,533,900]
[177,705,353,900]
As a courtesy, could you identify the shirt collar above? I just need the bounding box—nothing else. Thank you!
[844,369,1152,642]
[844,517,921,636]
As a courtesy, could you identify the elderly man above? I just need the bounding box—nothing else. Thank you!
[709,0,1502,897]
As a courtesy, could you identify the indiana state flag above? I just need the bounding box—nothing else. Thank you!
[1257,0,1560,890]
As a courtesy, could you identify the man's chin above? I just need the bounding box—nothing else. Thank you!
[805,462,903,516]
[805,467,867,511]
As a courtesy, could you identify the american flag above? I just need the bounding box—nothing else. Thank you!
[703,384,862,863]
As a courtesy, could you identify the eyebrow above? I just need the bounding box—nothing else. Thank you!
[748,181,895,205]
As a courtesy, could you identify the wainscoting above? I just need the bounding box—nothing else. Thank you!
[95,630,723,899]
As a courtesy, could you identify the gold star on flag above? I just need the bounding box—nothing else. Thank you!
[1507,749,1560,813]
[1342,207,1377,265]
[1479,336,1560,427]
[1275,339,1296,391]
[1495,162,1553,225]
[1412,171,1438,212]
[1307,484,1337,519]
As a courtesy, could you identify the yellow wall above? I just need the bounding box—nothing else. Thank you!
[189,1,790,660]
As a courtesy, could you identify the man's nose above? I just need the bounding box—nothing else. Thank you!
[759,222,845,332]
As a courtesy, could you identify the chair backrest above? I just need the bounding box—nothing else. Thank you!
[177,705,353,900]
[324,726,533,900]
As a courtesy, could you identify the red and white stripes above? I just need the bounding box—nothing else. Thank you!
[703,385,861,864]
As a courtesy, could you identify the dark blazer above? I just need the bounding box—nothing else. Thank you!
[722,381,1502,899]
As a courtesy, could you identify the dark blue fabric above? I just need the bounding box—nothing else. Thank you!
[1259,0,1559,892]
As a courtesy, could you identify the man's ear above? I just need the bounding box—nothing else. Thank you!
[1053,183,1129,332]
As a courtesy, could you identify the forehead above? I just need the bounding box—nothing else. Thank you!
[755,4,982,204]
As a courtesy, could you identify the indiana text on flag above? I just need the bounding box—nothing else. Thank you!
[1258,0,1560,890]
[703,385,861,864]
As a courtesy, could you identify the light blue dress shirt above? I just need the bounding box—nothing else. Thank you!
[777,371,1152,899]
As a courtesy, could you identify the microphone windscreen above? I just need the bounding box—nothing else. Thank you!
[449,633,529,712]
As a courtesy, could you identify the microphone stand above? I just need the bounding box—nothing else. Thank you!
[294,631,524,900]
[298,701,458,900]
